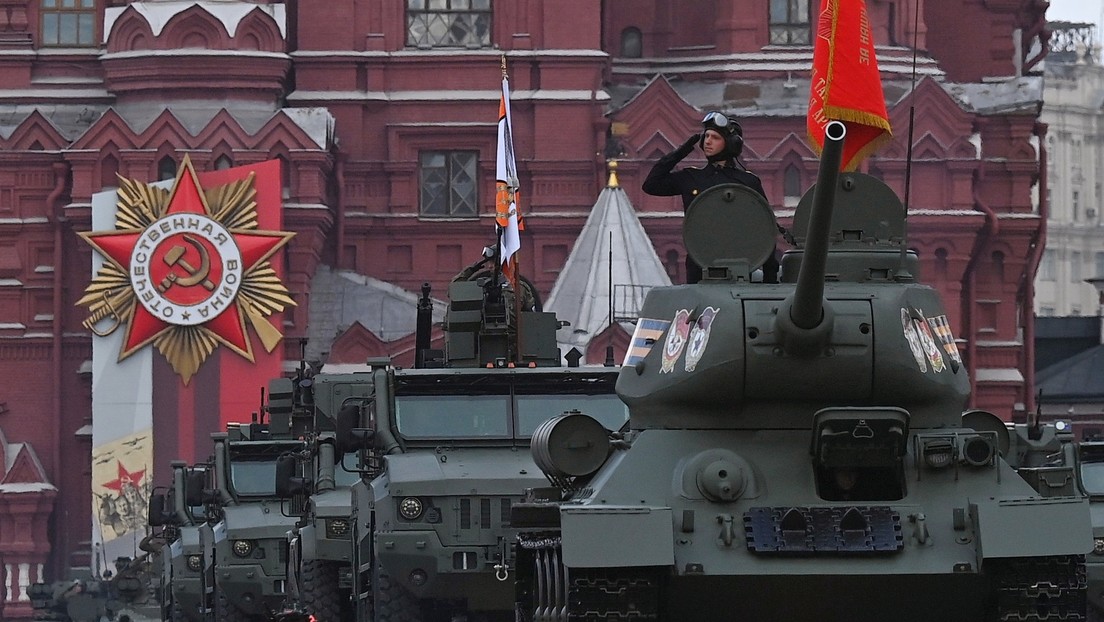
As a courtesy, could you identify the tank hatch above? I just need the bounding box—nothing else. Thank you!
[782,172,918,283]
[683,184,777,281]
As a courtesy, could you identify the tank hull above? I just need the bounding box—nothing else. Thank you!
[516,429,1091,621]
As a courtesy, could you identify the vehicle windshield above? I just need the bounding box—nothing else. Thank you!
[334,453,361,487]
[516,394,628,436]
[1082,462,1104,495]
[229,459,278,496]
[395,394,511,439]
[228,441,303,497]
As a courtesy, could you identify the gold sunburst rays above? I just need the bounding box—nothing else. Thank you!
[76,262,137,337]
[153,325,221,383]
[237,260,297,353]
[206,174,259,230]
[114,175,171,230]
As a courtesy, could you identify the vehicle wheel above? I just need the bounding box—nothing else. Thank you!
[300,560,346,622]
[373,566,423,622]
[216,590,252,622]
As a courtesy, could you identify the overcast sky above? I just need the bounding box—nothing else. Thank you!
[1047,0,1103,34]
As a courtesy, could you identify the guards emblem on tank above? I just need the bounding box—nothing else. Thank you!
[684,306,719,372]
[661,309,692,373]
[901,308,927,372]
[623,317,671,366]
[927,314,962,367]
[914,312,946,372]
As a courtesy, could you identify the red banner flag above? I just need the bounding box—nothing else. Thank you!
[807,0,892,171]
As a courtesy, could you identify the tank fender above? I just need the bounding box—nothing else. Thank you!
[972,496,1091,559]
[560,506,674,568]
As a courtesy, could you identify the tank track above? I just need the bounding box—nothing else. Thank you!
[516,534,660,621]
[991,555,1087,621]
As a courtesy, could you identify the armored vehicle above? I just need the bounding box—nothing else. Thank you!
[327,363,625,622]
[29,554,163,622]
[1079,436,1104,619]
[151,460,214,622]
[279,262,626,622]
[512,121,1093,621]
[29,570,114,622]
[208,418,305,622]
[271,369,364,622]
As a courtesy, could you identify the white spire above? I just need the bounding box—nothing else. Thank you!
[545,163,673,364]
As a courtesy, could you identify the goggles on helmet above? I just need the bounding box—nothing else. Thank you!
[702,111,731,129]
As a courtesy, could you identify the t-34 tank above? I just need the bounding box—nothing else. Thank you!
[514,121,1093,621]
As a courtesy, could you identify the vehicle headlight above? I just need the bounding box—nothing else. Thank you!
[232,540,254,558]
[1094,538,1104,555]
[186,555,202,572]
[398,497,424,521]
[326,518,350,538]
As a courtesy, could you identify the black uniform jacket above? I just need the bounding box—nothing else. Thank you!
[642,151,766,210]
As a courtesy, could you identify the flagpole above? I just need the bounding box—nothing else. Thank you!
[501,54,524,363]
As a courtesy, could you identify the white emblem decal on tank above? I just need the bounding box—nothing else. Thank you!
[901,307,927,373]
[660,309,692,373]
[684,307,719,372]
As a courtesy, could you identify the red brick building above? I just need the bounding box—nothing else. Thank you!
[0,0,1052,610]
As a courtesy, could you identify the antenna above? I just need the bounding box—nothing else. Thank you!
[606,231,616,366]
[608,231,614,330]
[896,0,922,280]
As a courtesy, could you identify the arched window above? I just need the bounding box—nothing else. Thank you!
[934,248,948,280]
[158,156,177,181]
[784,164,802,201]
[278,155,292,200]
[214,154,233,170]
[100,154,119,190]
[991,250,1005,281]
[665,249,681,282]
[620,27,642,58]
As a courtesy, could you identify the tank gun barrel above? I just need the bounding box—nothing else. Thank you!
[792,120,846,330]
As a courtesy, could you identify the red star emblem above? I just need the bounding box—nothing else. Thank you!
[82,157,292,362]
[102,460,146,495]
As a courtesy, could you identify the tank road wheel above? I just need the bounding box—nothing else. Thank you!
[299,560,347,622]
[373,566,423,622]
[216,590,252,622]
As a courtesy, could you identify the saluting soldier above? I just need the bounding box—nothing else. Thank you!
[642,111,778,284]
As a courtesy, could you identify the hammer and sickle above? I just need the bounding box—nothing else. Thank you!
[158,235,216,293]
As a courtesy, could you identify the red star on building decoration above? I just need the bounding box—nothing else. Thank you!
[78,155,296,382]
[101,460,146,495]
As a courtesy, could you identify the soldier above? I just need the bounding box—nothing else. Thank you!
[453,244,537,313]
[642,111,779,284]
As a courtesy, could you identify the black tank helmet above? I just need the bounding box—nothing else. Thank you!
[699,111,744,161]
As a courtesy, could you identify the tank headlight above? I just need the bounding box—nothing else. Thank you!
[186,555,202,572]
[326,518,350,538]
[922,439,955,469]
[408,568,428,587]
[1094,538,1104,555]
[398,497,424,521]
[232,539,255,558]
[961,435,996,467]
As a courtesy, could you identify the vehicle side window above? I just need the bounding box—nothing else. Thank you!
[516,394,628,437]
[395,394,510,438]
